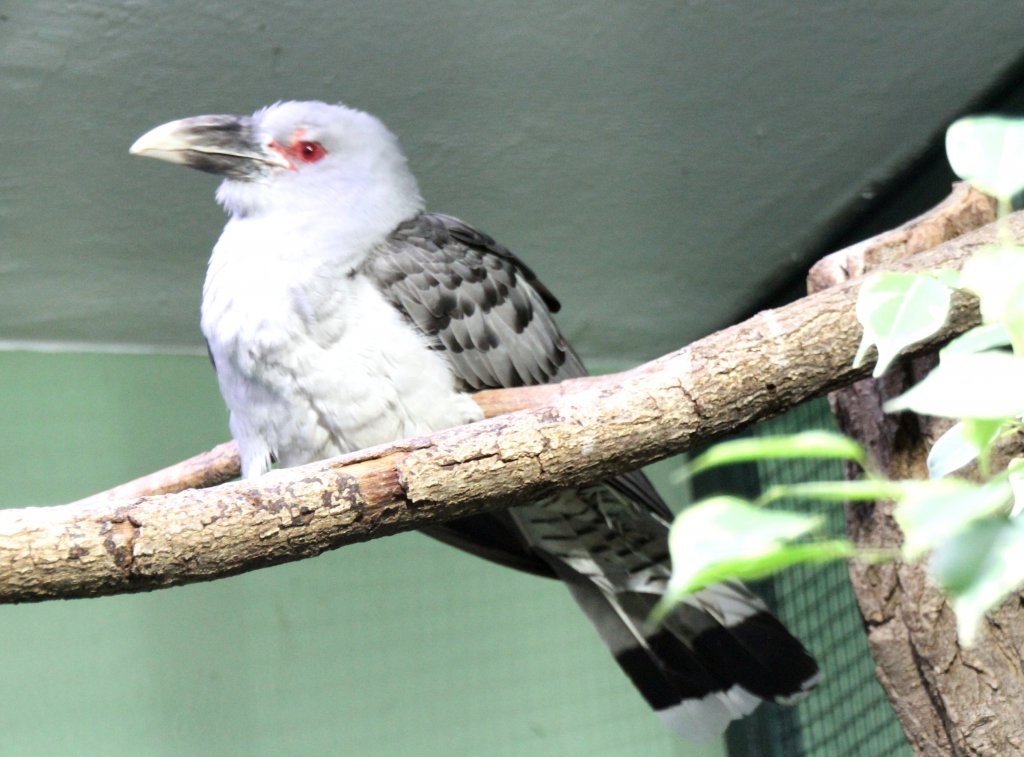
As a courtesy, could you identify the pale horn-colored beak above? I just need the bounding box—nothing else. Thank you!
[131,114,291,178]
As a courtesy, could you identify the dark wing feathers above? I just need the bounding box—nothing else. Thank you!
[443,219,563,315]
[365,213,584,391]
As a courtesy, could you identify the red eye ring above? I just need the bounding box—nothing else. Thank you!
[267,136,328,168]
[294,140,327,164]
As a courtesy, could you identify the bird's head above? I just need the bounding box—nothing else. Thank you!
[130,100,423,220]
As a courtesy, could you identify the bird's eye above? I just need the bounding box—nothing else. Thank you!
[295,140,327,163]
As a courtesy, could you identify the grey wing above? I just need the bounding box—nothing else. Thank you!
[363,212,672,574]
[366,212,585,390]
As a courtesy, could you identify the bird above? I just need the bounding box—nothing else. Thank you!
[130,100,819,741]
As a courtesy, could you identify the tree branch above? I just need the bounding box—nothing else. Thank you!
[1,186,1006,604]
[66,384,585,506]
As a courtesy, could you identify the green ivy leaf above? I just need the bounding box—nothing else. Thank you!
[962,418,1004,451]
[929,517,1024,645]
[895,478,1012,560]
[960,247,1024,321]
[964,418,1005,478]
[1008,458,1024,517]
[927,423,979,479]
[946,115,1024,199]
[884,352,1024,420]
[930,269,962,289]
[959,246,1024,354]
[654,496,852,623]
[940,323,1012,358]
[927,419,1002,480]
[854,272,952,377]
[679,432,867,481]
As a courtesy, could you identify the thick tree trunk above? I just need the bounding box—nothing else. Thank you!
[811,185,1024,755]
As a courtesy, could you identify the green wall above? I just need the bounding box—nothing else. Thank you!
[1,351,717,756]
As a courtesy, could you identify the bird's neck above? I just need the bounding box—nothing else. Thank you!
[205,159,424,330]
[205,172,422,312]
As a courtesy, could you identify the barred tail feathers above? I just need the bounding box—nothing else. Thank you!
[552,565,819,741]
[509,484,819,740]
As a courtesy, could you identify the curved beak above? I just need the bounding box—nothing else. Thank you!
[130,114,291,179]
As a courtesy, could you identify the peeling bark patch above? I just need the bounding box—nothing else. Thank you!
[199,509,221,527]
[434,449,496,468]
[101,516,138,574]
[287,507,315,528]
[260,473,370,534]
[534,406,564,424]
[253,494,289,515]
[322,472,365,523]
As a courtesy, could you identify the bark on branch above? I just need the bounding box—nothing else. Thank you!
[0,186,1005,605]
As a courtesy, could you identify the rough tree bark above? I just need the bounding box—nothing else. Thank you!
[810,185,1024,756]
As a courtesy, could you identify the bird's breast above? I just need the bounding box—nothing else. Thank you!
[201,225,481,478]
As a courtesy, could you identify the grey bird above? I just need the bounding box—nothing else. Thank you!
[130,100,819,740]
